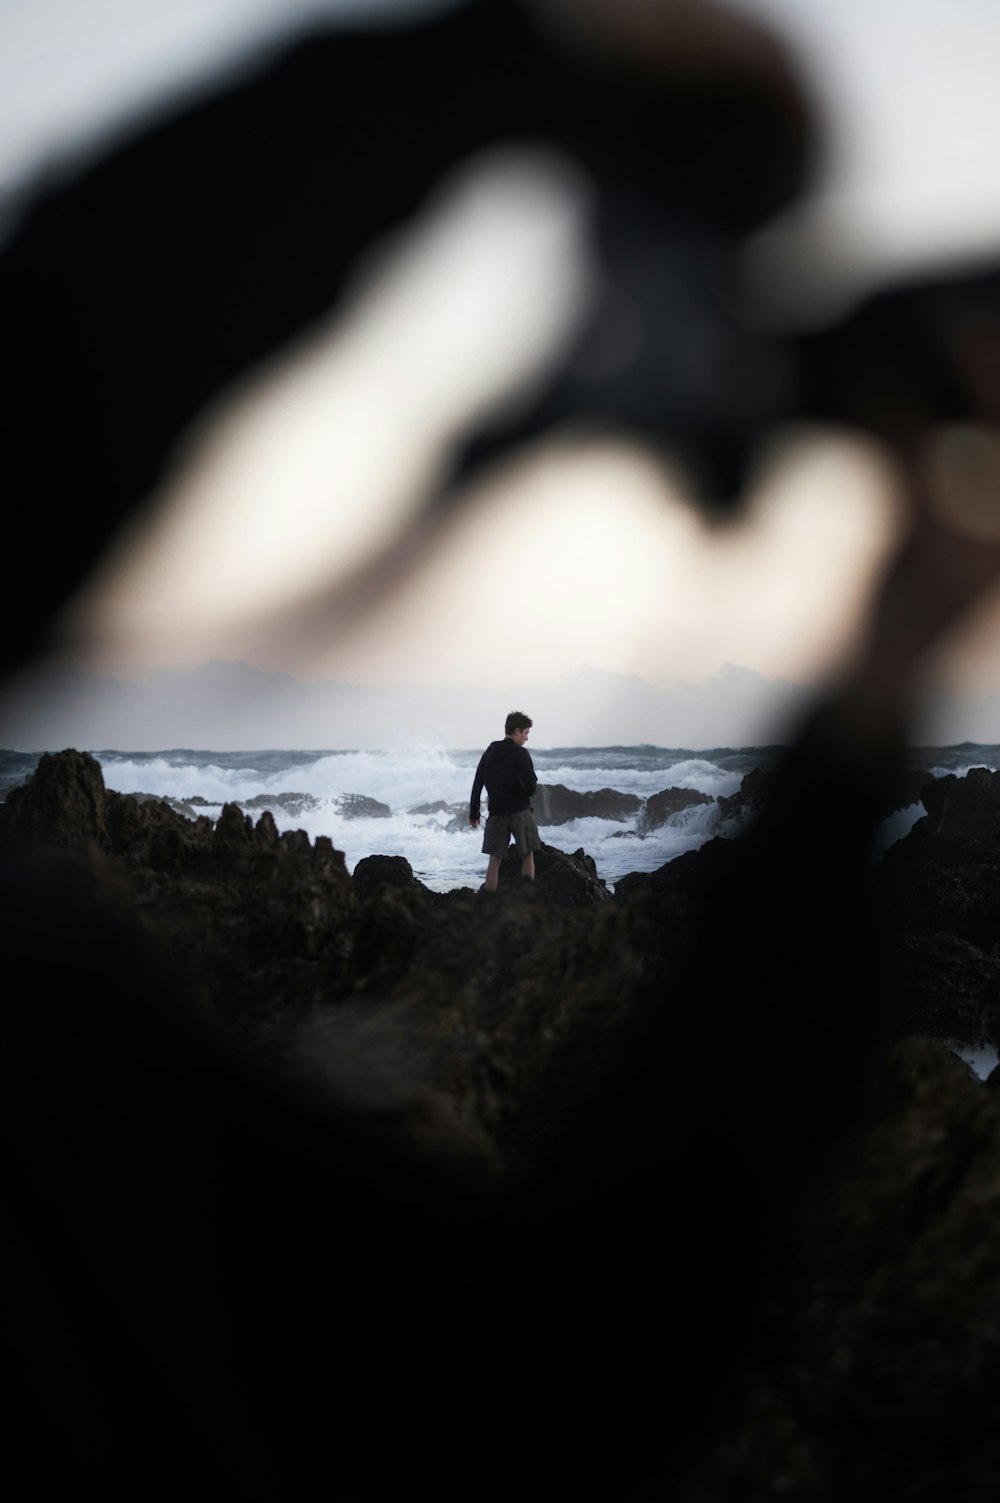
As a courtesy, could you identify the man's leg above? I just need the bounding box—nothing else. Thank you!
[484,854,502,892]
[520,852,535,881]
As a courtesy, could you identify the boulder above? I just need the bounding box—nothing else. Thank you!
[637,785,714,835]
[241,791,321,817]
[531,784,642,825]
[352,853,424,898]
[716,766,775,828]
[334,793,392,819]
[614,834,742,908]
[497,841,610,906]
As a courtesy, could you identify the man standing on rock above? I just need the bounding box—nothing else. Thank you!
[470,711,541,892]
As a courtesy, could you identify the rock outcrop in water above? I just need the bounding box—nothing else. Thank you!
[532,782,643,824]
[636,784,714,834]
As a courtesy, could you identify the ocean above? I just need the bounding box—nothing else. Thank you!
[3,740,999,894]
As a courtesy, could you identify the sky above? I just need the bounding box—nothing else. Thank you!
[4,0,1000,749]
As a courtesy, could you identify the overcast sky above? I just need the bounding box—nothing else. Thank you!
[4,0,1000,748]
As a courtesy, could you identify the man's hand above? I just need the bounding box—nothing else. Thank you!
[470,817,480,828]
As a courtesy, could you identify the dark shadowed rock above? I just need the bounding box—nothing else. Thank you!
[0,748,109,850]
[870,821,1000,953]
[614,834,743,908]
[716,766,776,828]
[352,853,424,898]
[498,841,610,906]
[680,1037,1000,1499]
[241,791,321,817]
[637,785,714,835]
[532,783,642,825]
[349,882,433,993]
[878,931,1000,1049]
[0,749,356,1027]
[920,765,1000,844]
[886,766,935,816]
[334,793,392,819]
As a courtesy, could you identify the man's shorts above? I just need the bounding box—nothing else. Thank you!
[482,807,541,858]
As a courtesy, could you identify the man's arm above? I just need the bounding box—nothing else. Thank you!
[518,748,538,797]
[470,756,487,826]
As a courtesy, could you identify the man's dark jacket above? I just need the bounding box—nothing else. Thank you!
[470,738,537,821]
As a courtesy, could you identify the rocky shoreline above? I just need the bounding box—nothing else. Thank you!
[4,745,1000,1124]
[6,747,1000,1495]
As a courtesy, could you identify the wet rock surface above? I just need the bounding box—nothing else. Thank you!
[532,782,643,824]
[497,841,611,906]
[637,784,714,834]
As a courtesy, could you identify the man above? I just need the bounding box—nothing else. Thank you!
[469,711,541,892]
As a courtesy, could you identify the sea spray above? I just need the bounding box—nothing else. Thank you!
[3,741,994,892]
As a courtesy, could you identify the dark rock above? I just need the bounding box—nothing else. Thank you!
[715,766,776,828]
[614,834,743,908]
[408,800,452,815]
[885,766,935,816]
[349,882,432,992]
[1,749,356,1026]
[0,748,109,851]
[681,1037,1000,1499]
[878,931,1000,1050]
[352,853,423,898]
[241,791,321,816]
[497,841,610,906]
[442,803,476,832]
[637,785,714,835]
[532,783,642,825]
[334,793,392,819]
[920,765,1000,844]
[870,822,1000,953]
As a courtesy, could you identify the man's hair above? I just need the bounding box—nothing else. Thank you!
[505,711,532,735]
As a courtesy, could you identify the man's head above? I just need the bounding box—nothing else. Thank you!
[505,711,532,745]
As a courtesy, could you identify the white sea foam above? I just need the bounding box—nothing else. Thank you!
[96,756,257,802]
[930,762,995,781]
[537,757,740,798]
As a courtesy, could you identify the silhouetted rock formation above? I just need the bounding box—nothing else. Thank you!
[920,763,1000,839]
[533,783,643,824]
[878,932,1000,1051]
[334,792,392,818]
[241,791,322,816]
[498,841,611,905]
[871,814,1000,954]
[352,851,425,898]
[886,764,935,815]
[716,765,777,827]
[637,784,714,834]
[0,749,356,1028]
